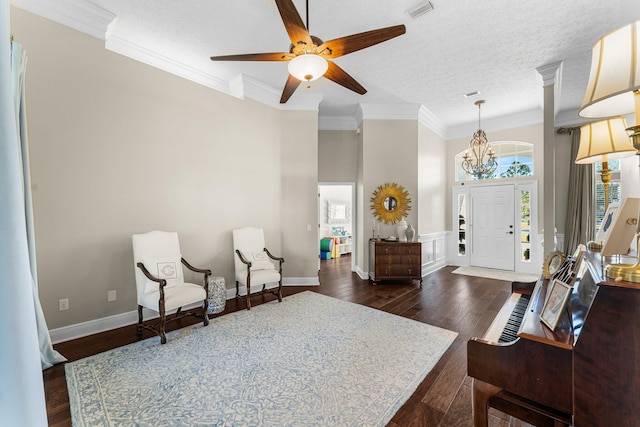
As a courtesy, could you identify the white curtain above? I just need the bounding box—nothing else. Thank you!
[11,20,66,372]
[1,0,63,424]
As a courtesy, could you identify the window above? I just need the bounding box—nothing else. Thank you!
[594,160,622,232]
[455,141,534,182]
[519,189,531,262]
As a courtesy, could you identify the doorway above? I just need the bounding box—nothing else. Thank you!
[469,185,515,270]
[318,183,356,272]
[453,181,538,273]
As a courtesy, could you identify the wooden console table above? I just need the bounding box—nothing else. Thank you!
[369,240,422,287]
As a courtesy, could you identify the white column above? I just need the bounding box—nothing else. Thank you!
[536,61,563,256]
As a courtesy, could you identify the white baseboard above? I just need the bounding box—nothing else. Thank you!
[422,259,446,277]
[283,276,320,286]
[50,277,319,344]
[49,306,168,345]
[355,266,368,280]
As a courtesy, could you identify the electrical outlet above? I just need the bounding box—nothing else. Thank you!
[107,290,117,302]
[59,298,69,311]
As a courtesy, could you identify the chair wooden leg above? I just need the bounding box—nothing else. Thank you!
[137,305,143,336]
[277,280,283,302]
[158,299,167,344]
[202,300,209,326]
[235,281,240,299]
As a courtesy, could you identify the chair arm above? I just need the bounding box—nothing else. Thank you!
[235,249,252,267]
[264,248,284,264]
[181,258,212,276]
[136,262,167,298]
[136,262,167,286]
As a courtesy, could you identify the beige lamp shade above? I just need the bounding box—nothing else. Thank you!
[576,117,637,164]
[579,20,640,118]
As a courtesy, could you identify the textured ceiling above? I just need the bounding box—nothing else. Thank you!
[80,0,638,133]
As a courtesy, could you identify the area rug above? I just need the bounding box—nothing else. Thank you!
[453,266,539,283]
[66,291,457,427]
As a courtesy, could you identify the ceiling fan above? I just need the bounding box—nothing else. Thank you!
[210,0,406,103]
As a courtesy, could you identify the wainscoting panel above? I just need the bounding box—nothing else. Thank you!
[419,232,447,277]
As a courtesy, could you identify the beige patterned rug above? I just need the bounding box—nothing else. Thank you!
[66,291,457,426]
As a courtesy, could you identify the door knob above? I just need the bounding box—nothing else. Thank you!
[506,231,514,234]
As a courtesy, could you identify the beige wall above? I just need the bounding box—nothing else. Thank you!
[12,8,317,329]
[318,130,358,182]
[321,120,448,274]
[360,119,419,272]
[280,111,319,277]
[418,122,447,234]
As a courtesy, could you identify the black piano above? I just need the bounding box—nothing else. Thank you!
[467,251,640,426]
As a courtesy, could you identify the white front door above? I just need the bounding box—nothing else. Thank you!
[470,185,515,270]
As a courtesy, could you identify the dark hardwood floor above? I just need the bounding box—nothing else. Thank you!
[44,255,533,426]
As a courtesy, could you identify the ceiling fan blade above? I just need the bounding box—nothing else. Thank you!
[280,74,302,103]
[275,0,313,48]
[318,25,406,58]
[324,61,366,95]
[210,52,293,62]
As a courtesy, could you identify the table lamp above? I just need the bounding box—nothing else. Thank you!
[576,117,636,212]
[579,20,640,282]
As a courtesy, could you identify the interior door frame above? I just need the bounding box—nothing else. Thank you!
[318,182,356,272]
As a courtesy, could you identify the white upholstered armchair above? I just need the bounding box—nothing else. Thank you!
[132,231,210,344]
[233,227,284,310]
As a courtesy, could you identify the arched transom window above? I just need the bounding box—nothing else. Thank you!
[455,141,534,182]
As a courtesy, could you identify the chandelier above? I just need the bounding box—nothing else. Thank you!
[461,100,497,179]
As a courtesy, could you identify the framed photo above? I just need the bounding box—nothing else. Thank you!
[594,202,619,245]
[542,250,564,279]
[540,279,573,331]
[600,197,640,256]
[552,256,574,283]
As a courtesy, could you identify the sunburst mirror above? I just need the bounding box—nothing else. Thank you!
[370,183,411,224]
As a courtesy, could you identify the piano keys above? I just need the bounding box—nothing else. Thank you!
[482,292,531,343]
[467,251,640,427]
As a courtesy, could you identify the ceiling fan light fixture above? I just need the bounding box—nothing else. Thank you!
[288,54,328,82]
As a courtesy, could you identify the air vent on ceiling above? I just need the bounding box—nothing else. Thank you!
[406,1,434,20]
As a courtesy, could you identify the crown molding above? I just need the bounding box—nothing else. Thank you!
[359,103,422,120]
[14,0,580,135]
[105,34,231,94]
[418,105,447,139]
[12,0,116,40]
[446,107,543,139]
[14,0,321,112]
[318,116,359,130]
[238,74,323,111]
[106,38,322,111]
